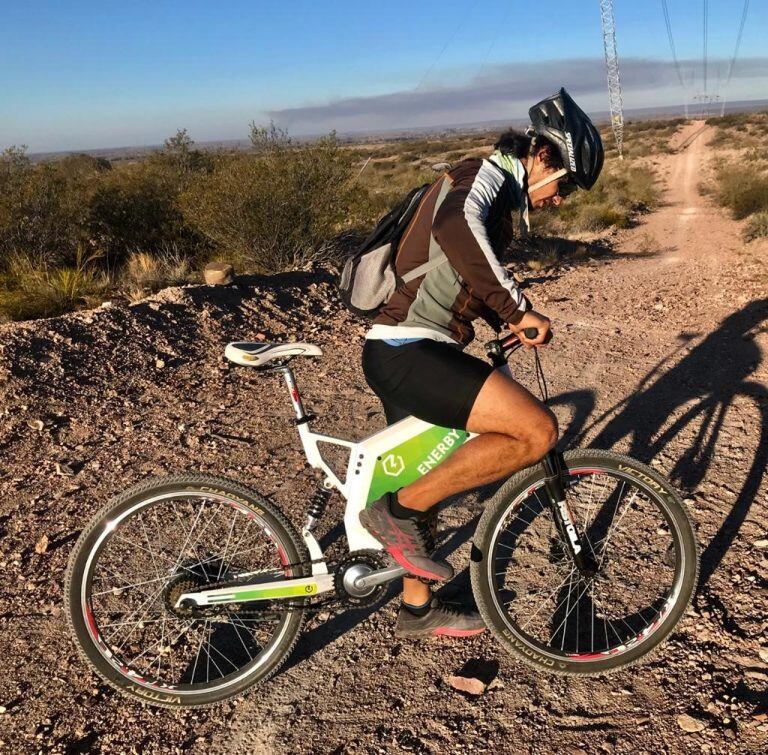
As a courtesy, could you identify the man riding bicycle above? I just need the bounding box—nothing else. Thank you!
[359,88,604,637]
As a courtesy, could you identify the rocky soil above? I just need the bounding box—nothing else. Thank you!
[0,122,766,754]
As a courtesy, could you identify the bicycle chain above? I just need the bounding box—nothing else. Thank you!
[178,552,437,620]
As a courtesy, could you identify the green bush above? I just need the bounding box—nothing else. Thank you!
[744,212,768,241]
[87,161,201,265]
[181,130,357,272]
[715,165,768,219]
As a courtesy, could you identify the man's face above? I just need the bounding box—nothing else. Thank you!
[527,148,567,209]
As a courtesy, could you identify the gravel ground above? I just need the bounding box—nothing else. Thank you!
[0,123,766,754]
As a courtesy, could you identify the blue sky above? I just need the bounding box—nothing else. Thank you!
[1,0,766,152]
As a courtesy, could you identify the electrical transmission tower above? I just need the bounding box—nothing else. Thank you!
[599,0,624,159]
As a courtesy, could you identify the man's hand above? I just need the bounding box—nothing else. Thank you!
[510,310,552,347]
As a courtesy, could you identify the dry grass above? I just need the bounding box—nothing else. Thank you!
[122,250,192,301]
[0,248,110,321]
[744,212,768,242]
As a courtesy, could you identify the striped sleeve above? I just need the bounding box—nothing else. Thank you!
[432,160,528,324]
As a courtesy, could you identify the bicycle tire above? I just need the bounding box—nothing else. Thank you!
[470,449,698,676]
[66,473,309,708]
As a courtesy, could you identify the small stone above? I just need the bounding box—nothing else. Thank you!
[155,359,165,370]
[445,675,487,696]
[759,648,768,664]
[34,535,49,555]
[26,419,44,432]
[55,461,75,477]
[0,706,6,714]
[203,262,235,286]
[677,713,707,733]
[754,539,768,550]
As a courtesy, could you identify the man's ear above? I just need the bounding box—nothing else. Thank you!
[536,145,553,165]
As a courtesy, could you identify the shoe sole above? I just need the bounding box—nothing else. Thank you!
[431,627,486,637]
[360,511,450,581]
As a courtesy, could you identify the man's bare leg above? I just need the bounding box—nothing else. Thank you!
[400,371,556,604]
[398,371,557,512]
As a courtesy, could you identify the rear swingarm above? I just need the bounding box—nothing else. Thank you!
[175,574,335,609]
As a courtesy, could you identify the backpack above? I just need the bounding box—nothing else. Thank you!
[339,176,453,318]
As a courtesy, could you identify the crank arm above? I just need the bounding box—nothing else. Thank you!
[175,574,335,608]
[352,564,407,591]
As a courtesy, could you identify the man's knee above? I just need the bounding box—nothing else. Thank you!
[519,407,558,458]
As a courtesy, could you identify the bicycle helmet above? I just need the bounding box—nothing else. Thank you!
[528,87,604,190]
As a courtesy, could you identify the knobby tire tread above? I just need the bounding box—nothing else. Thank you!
[470,449,699,677]
[65,473,310,709]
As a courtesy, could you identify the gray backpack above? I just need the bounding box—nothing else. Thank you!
[339,176,452,318]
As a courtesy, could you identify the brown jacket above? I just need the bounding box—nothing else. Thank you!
[370,157,529,345]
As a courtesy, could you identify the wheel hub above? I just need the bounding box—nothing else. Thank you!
[163,574,210,619]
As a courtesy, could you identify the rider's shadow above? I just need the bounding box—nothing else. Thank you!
[576,298,768,588]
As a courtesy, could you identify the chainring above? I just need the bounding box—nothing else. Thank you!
[333,550,389,608]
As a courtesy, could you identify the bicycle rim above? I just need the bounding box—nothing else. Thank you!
[78,490,299,700]
[487,462,689,665]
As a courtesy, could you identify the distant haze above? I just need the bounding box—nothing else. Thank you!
[268,57,768,136]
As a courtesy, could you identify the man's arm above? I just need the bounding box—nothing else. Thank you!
[433,161,551,345]
[433,164,528,324]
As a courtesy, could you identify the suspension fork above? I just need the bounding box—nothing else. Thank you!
[541,450,598,576]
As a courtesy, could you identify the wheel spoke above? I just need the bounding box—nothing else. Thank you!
[79,488,296,697]
[490,463,687,663]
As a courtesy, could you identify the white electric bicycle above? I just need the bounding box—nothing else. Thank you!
[67,331,698,708]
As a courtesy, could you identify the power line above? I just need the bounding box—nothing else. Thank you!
[413,0,482,91]
[725,0,750,86]
[598,0,624,159]
[660,0,685,87]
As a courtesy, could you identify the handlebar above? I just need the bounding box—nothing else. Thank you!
[485,328,541,367]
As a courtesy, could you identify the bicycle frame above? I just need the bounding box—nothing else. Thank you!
[179,346,595,609]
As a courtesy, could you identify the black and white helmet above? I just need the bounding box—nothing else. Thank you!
[528,88,604,190]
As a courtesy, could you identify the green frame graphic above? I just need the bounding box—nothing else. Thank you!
[366,426,470,504]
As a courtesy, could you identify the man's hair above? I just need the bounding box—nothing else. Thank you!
[494,129,564,170]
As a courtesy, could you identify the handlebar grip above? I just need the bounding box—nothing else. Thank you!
[523,327,539,340]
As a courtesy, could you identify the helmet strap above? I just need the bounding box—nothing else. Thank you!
[528,168,567,194]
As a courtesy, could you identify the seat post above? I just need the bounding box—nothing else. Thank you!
[280,366,310,423]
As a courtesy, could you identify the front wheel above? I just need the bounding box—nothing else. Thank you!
[471,449,698,675]
[66,474,309,707]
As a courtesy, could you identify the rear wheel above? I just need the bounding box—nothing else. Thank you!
[471,449,698,675]
[66,474,309,707]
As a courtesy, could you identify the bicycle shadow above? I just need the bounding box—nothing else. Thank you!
[578,298,768,587]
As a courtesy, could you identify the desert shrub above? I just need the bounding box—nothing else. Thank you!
[181,129,357,272]
[87,161,201,265]
[0,247,109,321]
[744,212,768,241]
[546,165,657,233]
[0,146,99,267]
[715,165,768,219]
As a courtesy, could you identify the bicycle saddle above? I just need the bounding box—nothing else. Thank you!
[225,341,323,367]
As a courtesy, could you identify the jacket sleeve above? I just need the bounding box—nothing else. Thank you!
[431,163,529,325]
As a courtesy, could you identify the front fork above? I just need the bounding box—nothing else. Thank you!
[541,451,598,576]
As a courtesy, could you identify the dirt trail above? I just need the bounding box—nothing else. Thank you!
[0,126,766,754]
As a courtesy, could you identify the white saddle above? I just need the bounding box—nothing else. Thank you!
[225,341,323,367]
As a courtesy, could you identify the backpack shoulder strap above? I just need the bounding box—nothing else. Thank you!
[400,175,453,284]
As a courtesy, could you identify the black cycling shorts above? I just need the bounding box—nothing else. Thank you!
[362,339,494,430]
